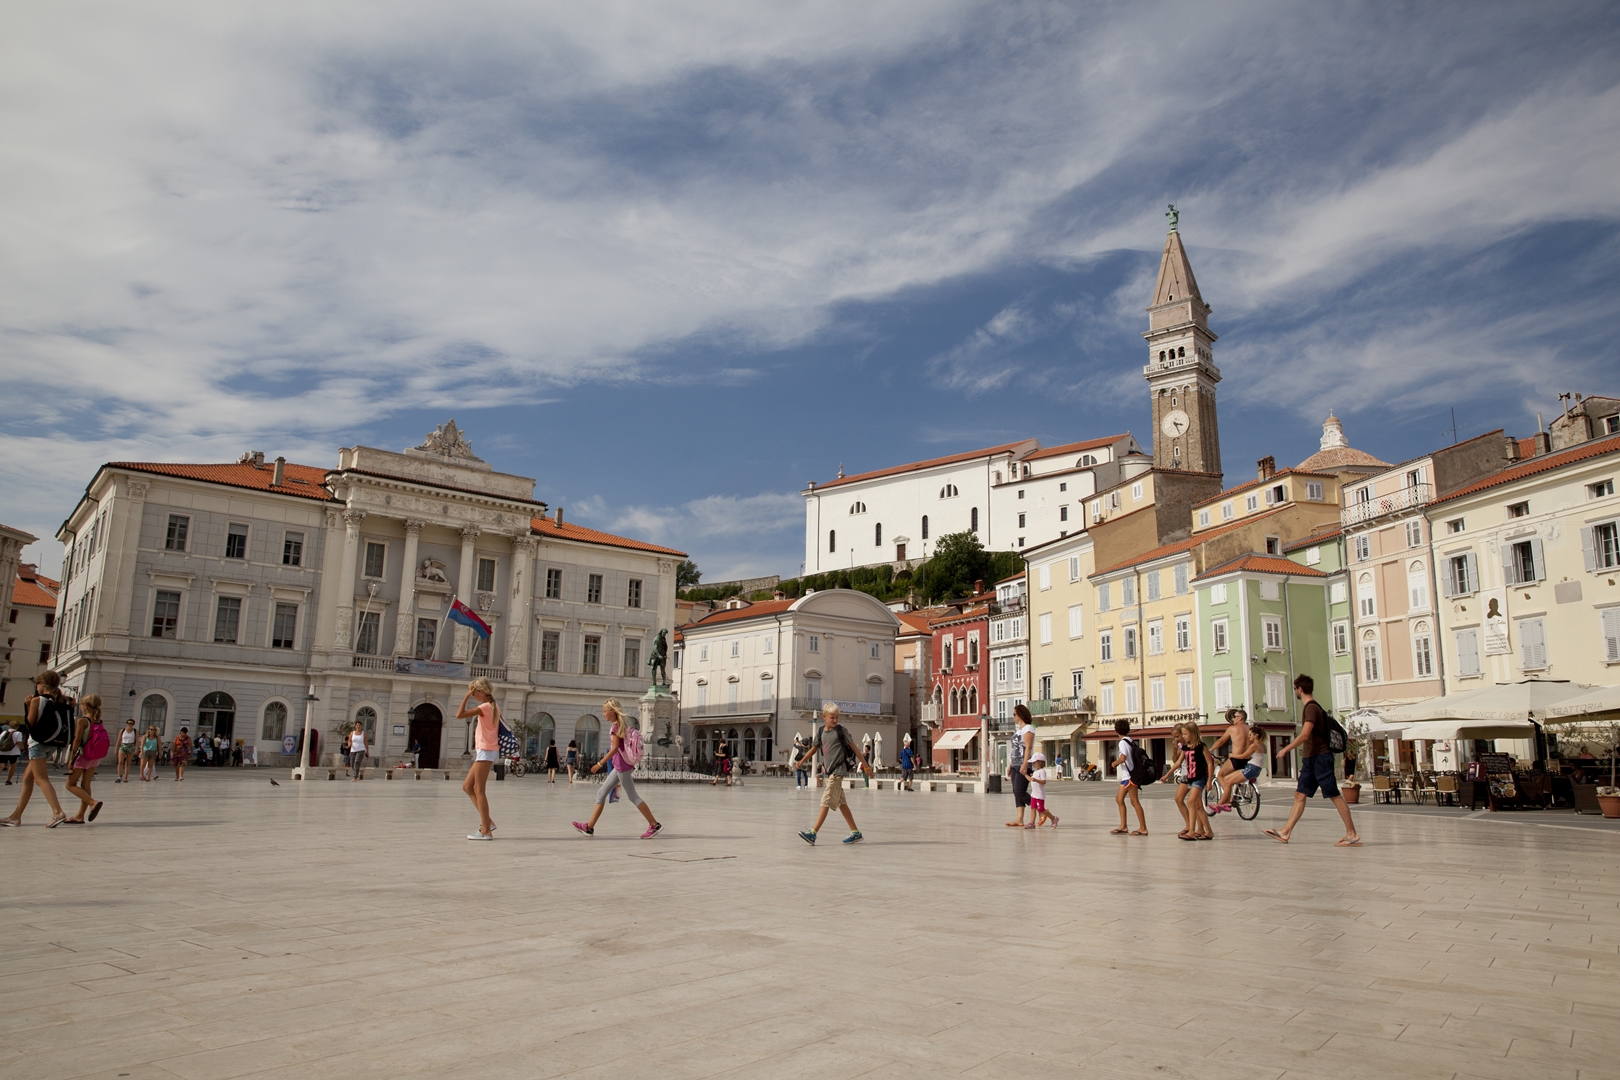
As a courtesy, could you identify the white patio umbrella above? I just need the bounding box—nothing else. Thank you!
[1541,684,1620,722]
[1386,718,1539,742]
[1376,680,1589,725]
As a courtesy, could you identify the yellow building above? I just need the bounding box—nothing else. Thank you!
[1022,531,1094,774]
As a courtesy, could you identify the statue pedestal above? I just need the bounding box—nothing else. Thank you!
[640,684,679,750]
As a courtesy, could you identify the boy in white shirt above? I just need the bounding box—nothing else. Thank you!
[1028,752,1059,828]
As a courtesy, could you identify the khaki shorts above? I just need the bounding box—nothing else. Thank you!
[820,775,847,809]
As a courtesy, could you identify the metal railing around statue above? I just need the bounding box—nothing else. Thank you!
[570,752,719,784]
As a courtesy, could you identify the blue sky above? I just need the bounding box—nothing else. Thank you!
[3,2,1618,579]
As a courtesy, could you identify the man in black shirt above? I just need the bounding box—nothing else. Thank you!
[1265,674,1361,846]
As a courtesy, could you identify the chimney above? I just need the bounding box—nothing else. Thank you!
[252,451,265,469]
[271,456,286,486]
[973,579,984,595]
[1257,455,1276,481]
[1533,431,1552,456]
[553,507,564,526]
[1504,436,1521,462]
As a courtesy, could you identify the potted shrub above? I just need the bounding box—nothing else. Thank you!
[1598,721,1620,819]
[1341,718,1368,803]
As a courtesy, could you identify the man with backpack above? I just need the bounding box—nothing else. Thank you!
[1110,718,1151,836]
[1264,674,1361,847]
[1,671,72,827]
[795,702,874,845]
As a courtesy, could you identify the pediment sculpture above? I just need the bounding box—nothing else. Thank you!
[414,419,483,461]
[419,558,449,583]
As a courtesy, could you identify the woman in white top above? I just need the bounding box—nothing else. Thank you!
[348,722,368,781]
[115,719,139,783]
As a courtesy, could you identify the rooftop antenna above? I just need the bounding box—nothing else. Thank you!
[1441,407,1461,445]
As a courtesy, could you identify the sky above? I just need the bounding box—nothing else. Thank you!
[3,2,1619,580]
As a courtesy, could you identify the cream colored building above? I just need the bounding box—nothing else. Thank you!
[3,563,59,719]
[1429,431,1620,692]
[1022,530,1095,773]
[676,589,905,770]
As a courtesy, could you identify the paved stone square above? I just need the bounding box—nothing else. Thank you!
[2,771,1616,1080]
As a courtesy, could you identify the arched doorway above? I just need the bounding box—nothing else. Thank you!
[410,703,444,769]
[575,715,601,762]
[198,692,235,742]
[529,712,555,758]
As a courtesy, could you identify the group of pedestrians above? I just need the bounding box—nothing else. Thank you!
[1,671,108,828]
[1103,674,1360,846]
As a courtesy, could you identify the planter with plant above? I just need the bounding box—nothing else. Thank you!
[1341,717,1368,803]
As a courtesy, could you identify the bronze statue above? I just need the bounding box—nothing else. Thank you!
[648,628,670,686]
[1166,204,1179,232]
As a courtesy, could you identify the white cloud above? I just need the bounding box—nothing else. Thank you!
[574,491,803,581]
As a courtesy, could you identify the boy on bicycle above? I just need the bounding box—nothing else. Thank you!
[1210,708,1265,813]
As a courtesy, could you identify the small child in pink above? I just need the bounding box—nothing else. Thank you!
[1029,753,1059,828]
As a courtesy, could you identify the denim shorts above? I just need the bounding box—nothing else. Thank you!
[474,749,500,763]
[1296,752,1340,799]
[1242,762,1263,781]
[28,744,51,760]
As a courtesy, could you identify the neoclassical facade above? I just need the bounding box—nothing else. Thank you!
[48,423,682,768]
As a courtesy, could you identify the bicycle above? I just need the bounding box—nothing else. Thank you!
[1205,759,1261,820]
[507,755,527,778]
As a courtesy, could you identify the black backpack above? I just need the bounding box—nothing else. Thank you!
[28,696,75,747]
[1320,710,1348,755]
[1126,737,1162,787]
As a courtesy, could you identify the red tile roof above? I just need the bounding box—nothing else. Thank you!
[1433,433,1620,505]
[1282,524,1343,553]
[11,577,59,608]
[812,440,1035,490]
[1191,468,1336,509]
[1195,553,1329,581]
[684,598,796,629]
[110,461,334,501]
[1022,434,1131,462]
[1093,505,1290,576]
[897,607,951,635]
[529,517,686,557]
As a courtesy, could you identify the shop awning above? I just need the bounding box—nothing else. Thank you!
[1032,722,1085,741]
[933,728,979,751]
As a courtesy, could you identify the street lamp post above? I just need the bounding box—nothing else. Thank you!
[290,684,319,781]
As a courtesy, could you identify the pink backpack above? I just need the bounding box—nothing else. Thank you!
[83,720,110,761]
[617,725,644,769]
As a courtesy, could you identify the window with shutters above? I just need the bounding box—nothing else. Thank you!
[1211,582,1227,604]
[1444,552,1477,596]
[1265,673,1286,710]
[1246,494,1259,512]
[1601,608,1620,664]
[1098,583,1111,612]
[1038,563,1050,590]
[1591,479,1615,498]
[1038,612,1052,645]
[1150,676,1165,711]
[1361,635,1380,682]
[1455,628,1481,677]
[1099,630,1113,662]
[1174,563,1188,594]
[1354,535,1370,561]
[1212,618,1229,653]
[1507,501,1529,519]
[1175,615,1190,651]
[1518,618,1547,671]
[1408,562,1429,611]
[1357,575,1376,619]
[1145,570,1160,601]
[1505,539,1543,585]
[1586,522,1619,571]
[1413,632,1434,677]
[1122,578,1135,606]
[1213,675,1232,710]
[1068,604,1084,638]
[1199,509,1211,528]
[1124,680,1139,713]
[1332,620,1349,654]
[1100,683,1115,715]
[1262,616,1283,651]
[1072,670,1085,696]
[1222,502,1234,521]
[1123,626,1137,660]
[1306,481,1324,501]
[1069,556,1080,581]
[995,658,1007,686]
[1406,520,1423,548]
[1447,518,1465,534]
[1177,673,1193,708]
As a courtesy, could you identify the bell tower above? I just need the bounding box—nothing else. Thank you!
[1143,207,1221,475]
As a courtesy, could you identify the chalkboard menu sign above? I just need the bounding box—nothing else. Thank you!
[1480,752,1514,775]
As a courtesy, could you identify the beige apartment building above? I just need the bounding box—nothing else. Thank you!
[1022,531,1096,773]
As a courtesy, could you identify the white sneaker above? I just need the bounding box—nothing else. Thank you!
[467,831,493,841]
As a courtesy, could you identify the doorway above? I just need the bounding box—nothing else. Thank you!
[198,692,236,741]
[410,703,444,769]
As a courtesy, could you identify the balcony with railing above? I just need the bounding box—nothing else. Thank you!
[788,698,895,716]
[919,703,941,724]
[1028,696,1092,719]
[351,656,393,671]
[1341,483,1431,527]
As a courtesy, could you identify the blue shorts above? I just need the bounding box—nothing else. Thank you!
[1119,776,1134,788]
[1296,753,1340,799]
[28,744,51,760]
[1242,762,1262,782]
[1188,778,1206,790]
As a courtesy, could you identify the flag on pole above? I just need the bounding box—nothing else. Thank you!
[447,598,492,639]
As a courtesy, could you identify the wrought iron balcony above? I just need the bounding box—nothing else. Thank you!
[1341,483,1431,527]
[1028,696,1089,717]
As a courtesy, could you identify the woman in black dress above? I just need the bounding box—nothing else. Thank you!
[543,739,561,784]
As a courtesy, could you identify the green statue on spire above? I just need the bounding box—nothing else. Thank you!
[1166,204,1179,232]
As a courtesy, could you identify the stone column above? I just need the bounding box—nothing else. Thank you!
[392,520,425,656]
[452,525,479,661]
[506,534,536,675]
[332,509,366,652]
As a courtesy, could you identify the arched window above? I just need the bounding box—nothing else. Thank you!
[726,727,740,757]
[354,706,378,739]
[575,714,601,759]
[828,529,836,553]
[1177,346,1185,357]
[849,502,866,515]
[874,523,882,546]
[530,712,555,757]
[970,507,979,532]
[921,515,929,540]
[968,686,978,714]
[140,693,169,735]
[1159,350,1166,360]
[939,484,958,499]
[761,729,773,762]
[261,701,287,741]
[1078,454,1097,467]
[744,727,756,760]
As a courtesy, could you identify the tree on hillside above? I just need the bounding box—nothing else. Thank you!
[676,559,701,588]
[916,531,993,602]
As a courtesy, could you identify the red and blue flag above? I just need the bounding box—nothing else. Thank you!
[447,598,491,639]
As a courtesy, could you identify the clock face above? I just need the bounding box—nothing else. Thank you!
[1161,409,1190,438]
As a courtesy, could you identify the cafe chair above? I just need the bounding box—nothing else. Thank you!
[1372,774,1396,804]
[1434,774,1459,807]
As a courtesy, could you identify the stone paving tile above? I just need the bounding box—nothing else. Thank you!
[2,772,1616,1079]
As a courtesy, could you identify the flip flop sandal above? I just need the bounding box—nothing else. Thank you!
[1263,829,1288,844]
[1335,838,1363,847]
[1109,828,1128,835]
[88,801,103,822]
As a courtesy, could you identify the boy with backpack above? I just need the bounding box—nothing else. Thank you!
[1265,674,1361,847]
[1110,718,1150,836]
[795,702,874,845]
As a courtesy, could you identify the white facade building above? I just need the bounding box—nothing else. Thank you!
[675,589,905,771]
[3,563,59,720]
[986,572,1029,773]
[801,435,1142,573]
[47,422,683,770]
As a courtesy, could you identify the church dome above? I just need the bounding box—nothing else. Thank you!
[1296,413,1390,472]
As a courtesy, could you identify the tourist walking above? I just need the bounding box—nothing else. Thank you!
[1265,675,1361,847]
[1111,719,1148,836]
[115,718,138,782]
[172,727,191,781]
[898,741,916,791]
[711,738,732,786]
[565,739,579,784]
[1169,722,1212,841]
[794,703,874,846]
[64,694,109,823]
[348,722,367,781]
[792,733,810,789]
[1,720,22,784]
[1005,704,1036,827]
[543,739,560,783]
[573,700,661,838]
[1,671,72,827]
[456,678,500,840]
[1210,709,1265,812]
[140,724,160,780]
[1029,752,1058,827]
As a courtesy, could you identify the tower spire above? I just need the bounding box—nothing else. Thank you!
[1151,227,1205,308]
[1143,219,1221,476]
